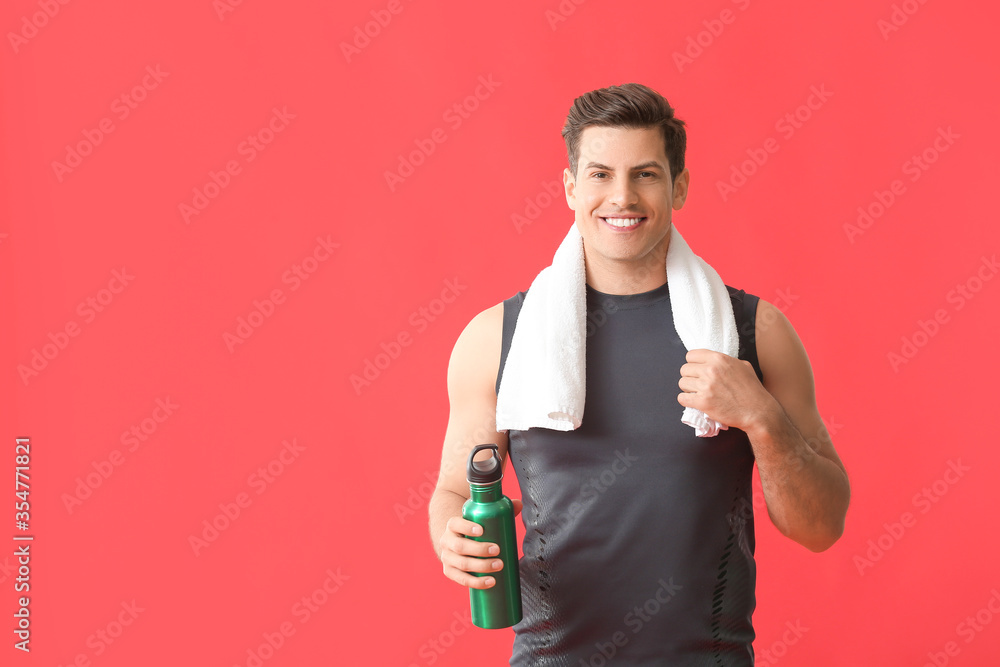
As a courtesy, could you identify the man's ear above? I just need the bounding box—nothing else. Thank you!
[563,167,576,208]
[672,168,690,210]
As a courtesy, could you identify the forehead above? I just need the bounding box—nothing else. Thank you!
[578,125,667,163]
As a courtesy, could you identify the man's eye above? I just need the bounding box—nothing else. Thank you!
[592,172,607,178]
[638,172,655,178]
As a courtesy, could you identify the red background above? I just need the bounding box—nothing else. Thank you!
[3,0,999,665]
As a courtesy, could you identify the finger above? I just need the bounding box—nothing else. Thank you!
[512,498,523,517]
[445,533,500,558]
[680,362,703,378]
[441,549,505,575]
[678,377,700,394]
[442,563,498,589]
[445,516,485,538]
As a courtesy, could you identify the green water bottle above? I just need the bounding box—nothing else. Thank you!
[462,444,522,629]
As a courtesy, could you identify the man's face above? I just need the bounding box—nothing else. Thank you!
[564,125,689,285]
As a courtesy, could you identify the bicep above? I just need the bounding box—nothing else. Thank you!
[436,304,509,497]
[755,299,846,474]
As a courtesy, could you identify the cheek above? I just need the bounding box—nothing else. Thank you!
[579,191,603,210]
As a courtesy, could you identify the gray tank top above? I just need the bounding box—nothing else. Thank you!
[496,280,763,666]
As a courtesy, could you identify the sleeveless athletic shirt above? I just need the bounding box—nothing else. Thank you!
[495,280,764,666]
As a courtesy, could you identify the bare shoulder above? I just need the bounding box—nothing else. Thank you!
[438,302,507,493]
[754,298,813,397]
[448,302,505,398]
[456,302,504,350]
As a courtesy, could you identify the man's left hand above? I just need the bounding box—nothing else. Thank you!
[677,349,776,432]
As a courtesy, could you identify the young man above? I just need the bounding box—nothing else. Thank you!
[428,83,850,665]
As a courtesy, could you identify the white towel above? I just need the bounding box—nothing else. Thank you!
[495,221,739,437]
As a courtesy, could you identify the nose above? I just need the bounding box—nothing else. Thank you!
[608,177,638,208]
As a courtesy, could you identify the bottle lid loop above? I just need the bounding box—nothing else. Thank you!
[467,444,502,484]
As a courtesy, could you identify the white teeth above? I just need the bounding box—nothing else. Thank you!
[604,217,643,227]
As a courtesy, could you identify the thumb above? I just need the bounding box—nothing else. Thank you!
[512,498,523,517]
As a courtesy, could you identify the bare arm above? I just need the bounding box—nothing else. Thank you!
[678,298,850,552]
[428,302,520,589]
[746,299,851,552]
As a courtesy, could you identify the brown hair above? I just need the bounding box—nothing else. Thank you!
[562,83,687,183]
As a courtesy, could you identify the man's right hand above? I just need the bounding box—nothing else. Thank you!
[438,499,522,589]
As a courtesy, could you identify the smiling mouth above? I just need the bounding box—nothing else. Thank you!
[600,216,646,230]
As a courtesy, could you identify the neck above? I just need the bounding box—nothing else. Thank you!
[584,248,669,295]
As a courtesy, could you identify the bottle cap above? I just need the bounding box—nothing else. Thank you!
[467,444,502,484]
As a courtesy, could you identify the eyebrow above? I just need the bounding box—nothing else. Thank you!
[583,161,665,172]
